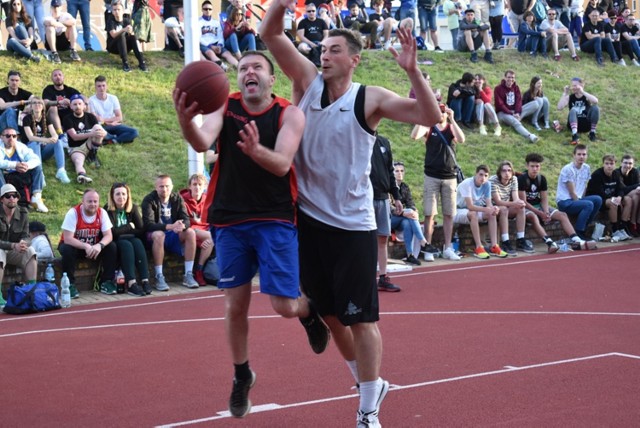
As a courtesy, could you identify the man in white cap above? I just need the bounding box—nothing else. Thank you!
[0,183,38,307]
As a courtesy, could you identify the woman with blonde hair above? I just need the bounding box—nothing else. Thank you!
[105,182,151,296]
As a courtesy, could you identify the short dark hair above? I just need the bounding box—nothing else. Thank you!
[95,75,107,83]
[573,143,587,154]
[8,70,21,79]
[602,154,616,163]
[476,164,489,174]
[461,72,475,84]
[622,154,634,162]
[525,153,544,164]
[327,28,364,55]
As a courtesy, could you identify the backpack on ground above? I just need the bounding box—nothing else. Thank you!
[202,257,219,286]
[3,282,61,315]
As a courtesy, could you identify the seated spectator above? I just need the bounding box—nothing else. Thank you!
[0,127,47,213]
[164,6,185,56]
[5,0,40,62]
[518,11,547,57]
[521,76,550,131]
[88,75,139,144]
[62,94,107,184]
[494,70,539,143]
[199,0,238,71]
[454,165,508,259]
[0,183,37,305]
[489,160,531,255]
[41,69,79,144]
[106,0,148,72]
[518,153,596,253]
[556,144,603,240]
[296,2,328,67]
[580,7,619,66]
[411,103,465,262]
[342,3,379,48]
[43,0,82,64]
[557,77,600,145]
[317,2,342,30]
[224,6,257,60]
[539,8,580,61]
[602,9,625,65]
[59,189,118,298]
[370,0,413,50]
[28,220,55,260]
[142,174,199,291]
[19,97,70,184]
[0,71,34,133]
[586,154,633,240]
[105,182,151,297]
[391,161,428,265]
[458,9,494,64]
[617,155,640,236]
[473,73,501,136]
[179,173,215,287]
[619,14,640,66]
[446,72,476,129]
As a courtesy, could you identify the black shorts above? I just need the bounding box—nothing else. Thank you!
[297,211,379,326]
[45,33,71,52]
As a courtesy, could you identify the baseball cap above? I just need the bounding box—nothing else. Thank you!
[29,221,47,233]
[69,93,84,103]
[51,0,62,7]
[0,184,18,198]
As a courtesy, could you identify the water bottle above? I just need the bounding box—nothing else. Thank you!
[115,269,125,294]
[60,272,71,308]
[452,233,460,252]
[45,263,55,283]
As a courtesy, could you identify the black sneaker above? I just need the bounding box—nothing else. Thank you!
[378,275,401,292]
[402,254,421,266]
[87,148,101,168]
[421,243,438,254]
[127,282,145,297]
[141,280,152,295]
[516,238,535,253]
[484,51,494,64]
[139,62,149,72]
[123,62,131,72]
[470,51,478,63]
[589,131,597,141]
[299,302,330,354]
[229,371,256,418]
[501,240,517,256]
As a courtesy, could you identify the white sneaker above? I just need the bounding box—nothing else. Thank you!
[632,58,640,66]
[423,251,435,262]
[56,169,71,184]
[528,133,539,143]
[612,229,628,241]
[183,272,199,288]
[478,125,487,135]
[494,125,502,137]
[356,379,388,428]
[618,59,627,66]
[30,194,49,213]
[442,246,461,261]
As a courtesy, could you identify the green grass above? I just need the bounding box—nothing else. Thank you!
[4,47,639,242]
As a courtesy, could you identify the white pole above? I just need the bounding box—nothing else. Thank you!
[184,0,204,178]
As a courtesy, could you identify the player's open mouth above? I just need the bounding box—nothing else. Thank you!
[245,79,258,88]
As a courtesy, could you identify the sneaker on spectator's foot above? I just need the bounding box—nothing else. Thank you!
[154,273,170,291]
[596,56,604,66]
[516,237,534,253]
[422,251,435,262]
[55,169,71,183]
[553,54,561,61]
[87,149,101,168]
[612,229,630,241]
[402,254,421,266]
[299,301,331,353]
[76,173,93,184]
[470,51,478,63]
[378,274,401,292]
[570,134,580,145]
[141,280,152,295]
[478,124,488,135]
[182,272,199,288]
[618,58,627,66]
[546,239,559,254]
[633,58,640,66]
[194,269,207,286]
[572,55,580,61]
[356,379,389,428]
[50,51,61,64]
[127,282,145,297]
[30,194,49,213]
[30,54,41,63]
[501,240,517,256]
[139,61,149,72]
[123,62,131,72]
[443,246,461,260]
[100,280,117,295]
[571,238,597,250]
[70,49,81,61]
[434,46,444,52]
[69,284,80,299]
[494,124,502,137]
[229,370,256,418]
[490,245,508,258]
[483,51,494,64]
[474,246,490,259]
[420,243,437,262]
[588,131,597,142]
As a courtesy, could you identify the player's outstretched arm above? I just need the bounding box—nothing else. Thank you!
[173,87,224,153]
[260,0,318,102]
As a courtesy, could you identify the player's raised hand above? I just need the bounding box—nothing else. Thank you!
[389,26,417,72]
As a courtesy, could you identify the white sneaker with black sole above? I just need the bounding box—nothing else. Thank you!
[356,378,389,428]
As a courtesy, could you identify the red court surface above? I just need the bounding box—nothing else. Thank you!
[2,244,639,427]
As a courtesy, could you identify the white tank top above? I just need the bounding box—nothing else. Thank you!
[296,74,376,231]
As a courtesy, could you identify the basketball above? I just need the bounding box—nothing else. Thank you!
[175,61,230,114]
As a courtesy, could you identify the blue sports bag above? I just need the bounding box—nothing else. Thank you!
[3,282,62,315]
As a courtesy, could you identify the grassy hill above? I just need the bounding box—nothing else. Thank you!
[3,48,639,242]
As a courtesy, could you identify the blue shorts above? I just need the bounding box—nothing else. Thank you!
[418,8,438,31]
[214,221,300,299]
[199,42,228,55]
[146,230,184,256]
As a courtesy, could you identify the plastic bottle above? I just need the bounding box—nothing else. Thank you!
[60,272,71,308]
[115,269,125,294]
[45,263,55,283]
[452,233,460,252]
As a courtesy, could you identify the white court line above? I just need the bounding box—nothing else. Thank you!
[2,310,638,339]
[156,352,640,427]
[393,246,640,278]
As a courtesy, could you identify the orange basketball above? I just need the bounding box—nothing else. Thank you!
[175,61,230,114]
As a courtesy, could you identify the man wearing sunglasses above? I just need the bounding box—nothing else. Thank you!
[0,127,48,212]
[0,183,38,307]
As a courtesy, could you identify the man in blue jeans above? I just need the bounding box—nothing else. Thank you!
[556,144,603,240]
[446,72,476,129]
[66,0,92,50]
